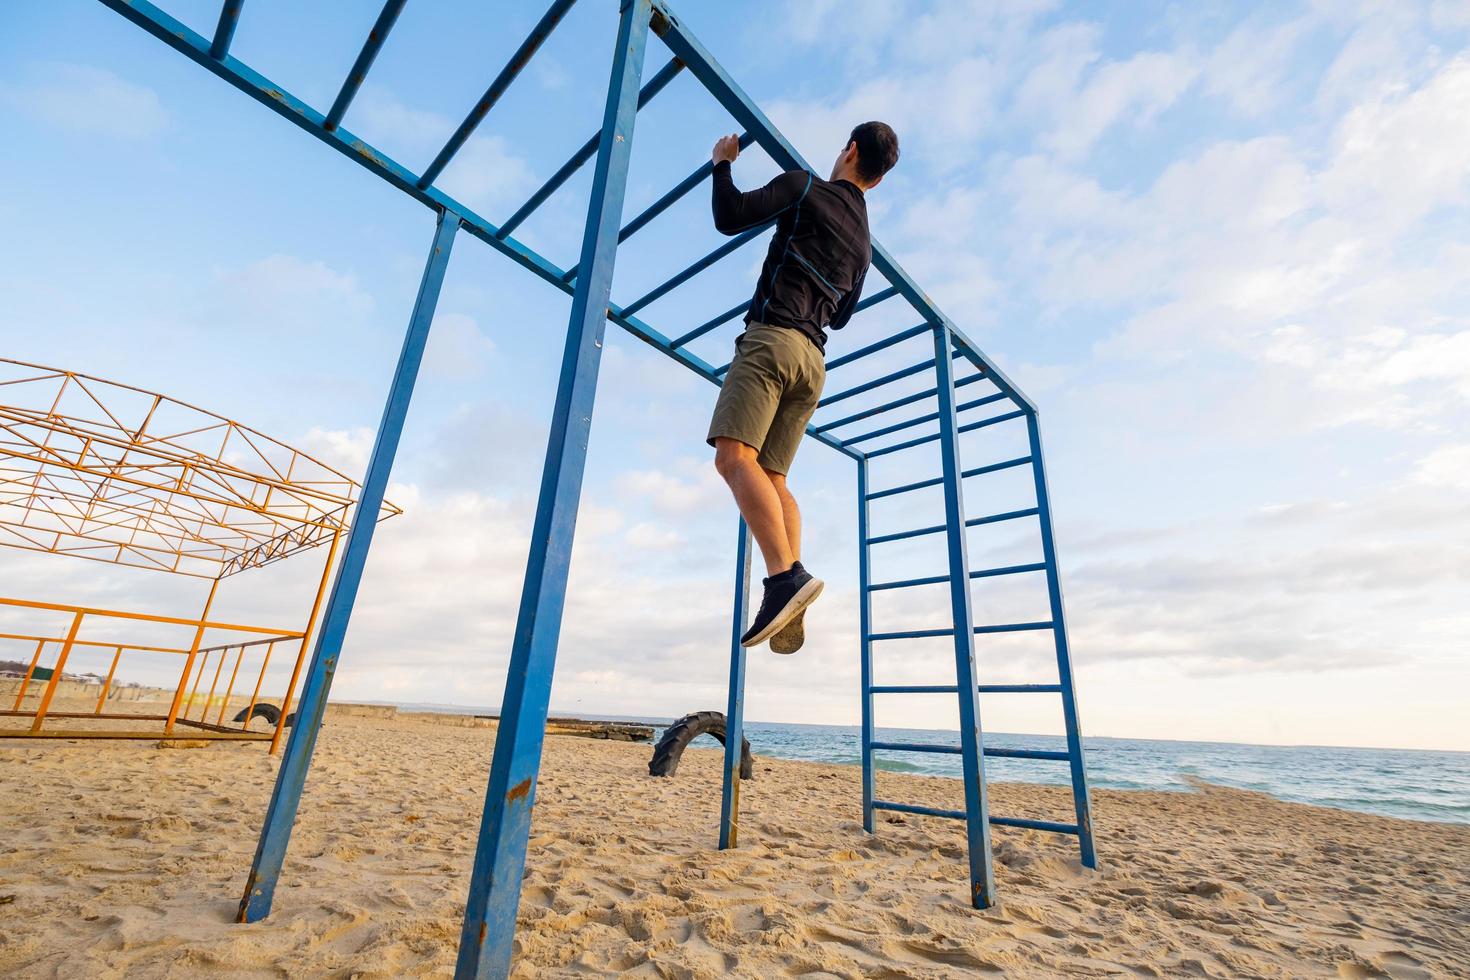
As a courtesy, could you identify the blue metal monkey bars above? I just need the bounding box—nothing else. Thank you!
[94,0,1098,976]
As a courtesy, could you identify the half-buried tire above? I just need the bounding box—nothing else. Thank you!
[231,703,297,728]
[648,711,754,779]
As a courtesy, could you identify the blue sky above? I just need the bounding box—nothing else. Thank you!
[2,0,1467,751]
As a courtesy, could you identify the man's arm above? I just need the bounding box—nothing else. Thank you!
[710,133,809,235]
[827,265,867,332]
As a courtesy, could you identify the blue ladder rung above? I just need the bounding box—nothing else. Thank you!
[819,356,943,409]
[962,455,1032,479]
[815,373,985,433]
[972,561,1047,580]
[868,628,955,641]
[842,392,1008,447]
[863,408,1028,460]
[868,456,1032,500]
[871,742,1069,762]
[867,573,948,592]
[990,816,1080,835]
[866,474,942,500]
[974,621,1054,634]
[873,804,1081,835]
[853,284,900,313]
[864,506,1039,546]
[825,322,930,371]
[870,740,961,754]
[868,684,1063,694]
[985,747,1069,761]
[872,799,966,821]
[672,300,747,350]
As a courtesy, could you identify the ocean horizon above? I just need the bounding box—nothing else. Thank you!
[382,702,1470,826]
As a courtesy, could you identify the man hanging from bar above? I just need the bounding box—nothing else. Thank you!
[707,121,900,652]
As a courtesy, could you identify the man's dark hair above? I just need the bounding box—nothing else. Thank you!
[848,121,899,183]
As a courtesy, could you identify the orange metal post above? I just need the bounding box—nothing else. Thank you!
[242,641,275,732]
[10,638,46,710]
[30,611,85,732]
[165,577,220,734]
[186,650,211,719]
[200,644,228,720]
[271,528,341,754]
[217,645,245,726]
[95,645,123,714]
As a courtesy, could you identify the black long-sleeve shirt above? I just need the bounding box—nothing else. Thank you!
[712,161,870,351]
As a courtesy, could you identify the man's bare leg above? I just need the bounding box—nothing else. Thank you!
[766,469,801,562]
[713,438,794,576]
[764,470,809,654]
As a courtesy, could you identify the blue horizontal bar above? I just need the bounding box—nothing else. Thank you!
[962,455,1032,479]
[815,372,985,433]
[210,0,243,60]
[867,574,947,592]
[861,428,939,459]
[958,408,1028,436]
[672,301,747,349]
[868,684,1063,694]
[842,392,1009,448]
[819,357,935,408]
[971,562,1047,580]
[418,0,577,189]
[853,285,900,313]
[866,474,942,500]
[324,0,408,132]
[819,349,969,409]
[872,799,965,821]
[984,747,1069,761]
[496,56,683,238]
[825,322,930,371]
[864,505,1039,545]
[970,506,1040,528]
[868,562,1045,593]
[868,628,954,641]
[973,621,1054,634]
[622,224,768,317]
[989,816,1080,835]
[864,407,1029,460]
[870,741,961,754]
[562,132,758,284]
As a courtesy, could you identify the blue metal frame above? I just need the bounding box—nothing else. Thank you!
[90,0,1100,972]
[455,3,652,974]
[718,518,751,849]
[927,323,996,908]
[238,206,461,923]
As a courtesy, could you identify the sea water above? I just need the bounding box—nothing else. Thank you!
[395,703,1469,825]
[736,722,1470,825]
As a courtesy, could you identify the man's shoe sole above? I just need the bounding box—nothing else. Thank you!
[741,578,823,648]
[769,609,805,654]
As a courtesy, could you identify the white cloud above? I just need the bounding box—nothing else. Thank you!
[422,312,496,382]
[349,88,536,213]
[0,63,168,138]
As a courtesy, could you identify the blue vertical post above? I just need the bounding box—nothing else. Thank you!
[719,517,752,848]
[453,3,652,977]
[237,207,460,923]
[932,324,997,909]
[1025,412,1098,869]
[857,458,876,832]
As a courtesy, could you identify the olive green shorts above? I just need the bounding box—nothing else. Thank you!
[706,322,825,475]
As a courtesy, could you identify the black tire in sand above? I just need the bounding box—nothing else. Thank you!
[231,703,297,728]
[648,711,754,779]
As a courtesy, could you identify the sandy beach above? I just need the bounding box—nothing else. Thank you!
[2,708,1466,978]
